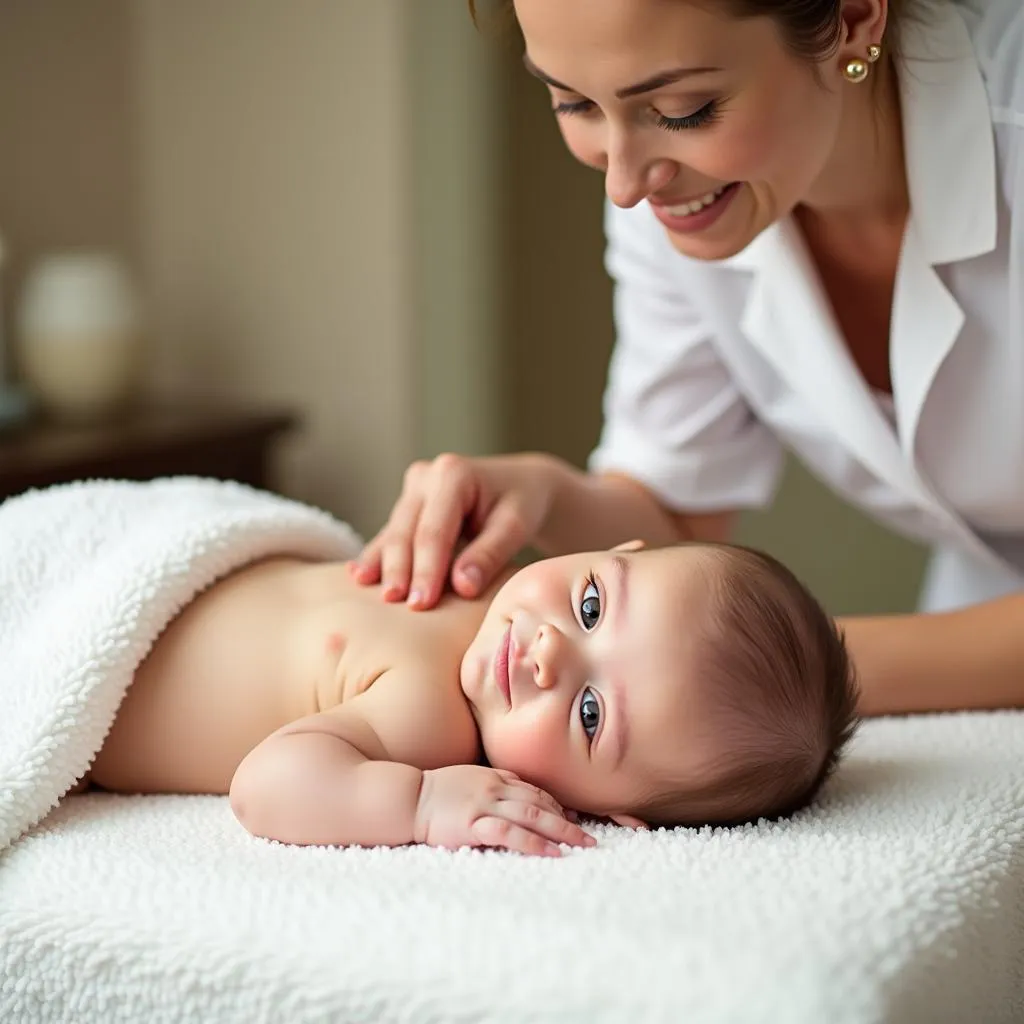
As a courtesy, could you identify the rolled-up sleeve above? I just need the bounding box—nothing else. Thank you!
[588,200,784,512]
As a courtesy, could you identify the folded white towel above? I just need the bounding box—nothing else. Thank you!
[0,477,361,852]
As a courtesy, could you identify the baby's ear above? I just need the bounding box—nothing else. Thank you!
[608,812,648,829]
[611,539,646,553]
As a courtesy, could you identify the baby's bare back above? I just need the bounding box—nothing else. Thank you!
[89,557,487,794]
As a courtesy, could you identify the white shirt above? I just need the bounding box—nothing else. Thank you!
[589,0,1024,612]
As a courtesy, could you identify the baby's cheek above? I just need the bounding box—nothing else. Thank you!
[488,716,565,788]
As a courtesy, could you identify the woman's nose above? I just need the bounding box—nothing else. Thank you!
[531,624,577,691]
[605,137,677,209]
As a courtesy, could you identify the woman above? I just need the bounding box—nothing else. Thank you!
[353,0,1024,717]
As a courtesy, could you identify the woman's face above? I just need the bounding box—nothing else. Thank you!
[512,0,852,261]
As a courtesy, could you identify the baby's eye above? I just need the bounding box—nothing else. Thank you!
[579,578,601,630]
[579,687,601,740]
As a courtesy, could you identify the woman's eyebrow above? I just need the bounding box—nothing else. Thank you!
[522,54,723,99]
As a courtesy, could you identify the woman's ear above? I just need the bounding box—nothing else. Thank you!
[611,539,646,553]
[608,812,648,829]
[838,0,887,60]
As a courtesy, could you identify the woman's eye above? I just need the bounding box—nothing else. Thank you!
[579,687,601,740]
[654,99,720,132]
[553,98,595,117]
[579,578,601,630]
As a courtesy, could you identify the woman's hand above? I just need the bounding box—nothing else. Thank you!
[350,452,557,610]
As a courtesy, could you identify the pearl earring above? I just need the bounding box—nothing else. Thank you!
[843,43,882,84]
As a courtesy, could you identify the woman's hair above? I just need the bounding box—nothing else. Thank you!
[468,1,909,62]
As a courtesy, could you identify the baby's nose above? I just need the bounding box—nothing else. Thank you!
[531,624,575,691]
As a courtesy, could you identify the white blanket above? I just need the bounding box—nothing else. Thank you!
[2,714,1023,1022]
[1,481,1023,1022]
[0,477,362,851]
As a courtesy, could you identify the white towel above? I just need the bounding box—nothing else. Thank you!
[1,713,1022,1022]
[0,477,362,852]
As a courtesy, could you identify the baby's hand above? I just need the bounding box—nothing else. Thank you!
[414,765,595,857]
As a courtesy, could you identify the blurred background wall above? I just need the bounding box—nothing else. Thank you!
[0,0,502,532]
[0,2,139,341]
[0,0,928,614]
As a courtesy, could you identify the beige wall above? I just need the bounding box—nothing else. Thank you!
[1,1,504,538]
[134,0,507,532]
[0,0,139,347]
[410,3,505,460]
[500,38,615,465]
[134,0,418,534]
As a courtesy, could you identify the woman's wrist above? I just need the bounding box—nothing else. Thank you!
[514,452,578,554]
[531,460,683,555]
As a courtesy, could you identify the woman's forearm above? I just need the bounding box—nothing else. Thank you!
[839,592,1024,717]
[534,459,689,554]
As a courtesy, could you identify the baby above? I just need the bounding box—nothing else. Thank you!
[86,538,858,856]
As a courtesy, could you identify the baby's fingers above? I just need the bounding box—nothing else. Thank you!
[499,776,567,818]
[489,802,596,852]
[472,815,563,858]
[531,811,595,850]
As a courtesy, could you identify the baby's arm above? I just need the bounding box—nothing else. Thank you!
[230,702,421,847]
[229,677,592,854]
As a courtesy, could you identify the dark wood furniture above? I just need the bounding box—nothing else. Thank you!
[0,402,298,501]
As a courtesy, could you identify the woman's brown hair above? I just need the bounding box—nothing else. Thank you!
[468,0,907,62]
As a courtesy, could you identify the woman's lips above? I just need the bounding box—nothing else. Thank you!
[649,181,740,235]
[493,624,512,707]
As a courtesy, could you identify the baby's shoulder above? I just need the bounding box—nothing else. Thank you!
[334,662,480,771]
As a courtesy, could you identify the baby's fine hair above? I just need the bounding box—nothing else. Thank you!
[636,544,859,829]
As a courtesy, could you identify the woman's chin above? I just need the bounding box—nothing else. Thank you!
[667,232,749,263]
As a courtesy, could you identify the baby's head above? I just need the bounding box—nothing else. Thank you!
[459,540,858,828]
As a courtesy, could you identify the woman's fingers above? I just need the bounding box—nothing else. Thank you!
[348,539,382,584]
[352,454,549,607]
[376,494,426,601]
[451,497,533,599]
[351,455,486,609]
[406,468,478,609]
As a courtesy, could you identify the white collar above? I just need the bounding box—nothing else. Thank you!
[693,3,1007,576]
[900,0,997,264]
[722,0,997,271]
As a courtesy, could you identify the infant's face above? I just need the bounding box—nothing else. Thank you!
[459,543,715,819]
